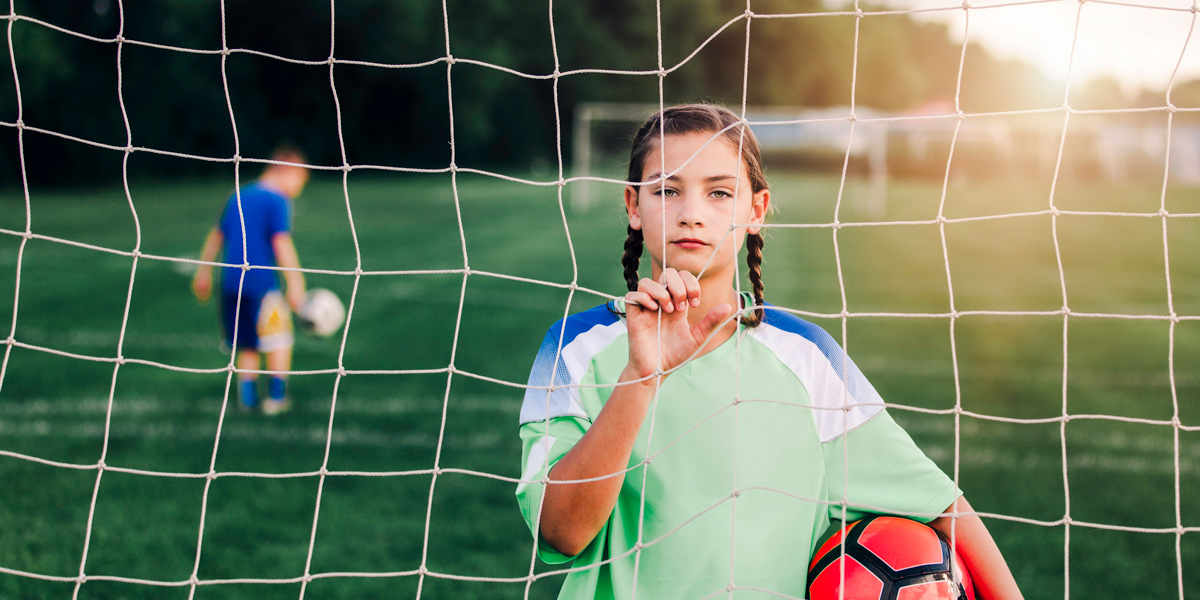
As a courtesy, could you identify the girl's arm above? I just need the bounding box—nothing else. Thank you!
[928,496,1024,600]
[539,268,732,557]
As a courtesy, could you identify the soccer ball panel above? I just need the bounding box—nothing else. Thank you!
[859,517,945,572]
[809,555,884,600]
[896,579,959,600]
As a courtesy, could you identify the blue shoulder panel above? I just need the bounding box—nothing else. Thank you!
[519,303,621,424]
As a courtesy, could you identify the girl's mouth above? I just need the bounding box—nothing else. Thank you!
[672,238,707,249]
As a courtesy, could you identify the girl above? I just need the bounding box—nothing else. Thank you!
[516,104,1022,599]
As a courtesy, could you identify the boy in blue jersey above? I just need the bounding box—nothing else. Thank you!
[192,146,309,414]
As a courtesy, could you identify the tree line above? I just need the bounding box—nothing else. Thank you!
[0,0,1185,188]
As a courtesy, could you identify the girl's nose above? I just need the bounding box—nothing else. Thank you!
[677,193,704,226]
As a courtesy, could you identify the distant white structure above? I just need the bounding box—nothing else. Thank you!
[571,102,1200,214]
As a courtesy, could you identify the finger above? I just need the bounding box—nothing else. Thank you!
[659,268,688,313]
[637,278,674,312]
[625,291,659,312]
[679,270,702,308]
[693,303,733,340]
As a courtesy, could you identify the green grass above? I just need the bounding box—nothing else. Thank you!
[0,170,1198,598]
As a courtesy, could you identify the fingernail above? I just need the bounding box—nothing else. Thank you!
[678,302,686,311]
[691,298,700,307]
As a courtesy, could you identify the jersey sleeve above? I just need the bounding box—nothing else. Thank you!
[822,409,961,524]
[516,415,590,564]
[267,192,291,237]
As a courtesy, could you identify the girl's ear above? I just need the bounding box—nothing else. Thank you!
[746,188,770,235]
[624,185,642,230]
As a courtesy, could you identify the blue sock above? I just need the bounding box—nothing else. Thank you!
[268,376,287,401]
[239,380,259,408]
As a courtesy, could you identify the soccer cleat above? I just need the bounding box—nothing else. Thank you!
[262,397,291,416]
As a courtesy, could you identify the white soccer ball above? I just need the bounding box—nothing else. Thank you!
[300,288,345,337]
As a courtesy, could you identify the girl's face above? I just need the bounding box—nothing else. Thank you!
[625,131,770,284]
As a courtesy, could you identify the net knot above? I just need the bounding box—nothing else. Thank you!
[961,0,972,9]
[206,470,217,481]
[337,367,347,377]
[96,459,106,470]
[14,119,24,130]
[445,55,456,65]
[1160,208,1171,218]
[116,355,126,365]
[854,7,864,18]
[1061,306,1071,316]
[657,68,668,78]
[1170,313,1180,324]
[1168,103,1179,114]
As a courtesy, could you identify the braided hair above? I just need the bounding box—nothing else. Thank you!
[622,104,769,327]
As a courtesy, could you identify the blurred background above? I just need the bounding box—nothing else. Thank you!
[1,1,1199,599]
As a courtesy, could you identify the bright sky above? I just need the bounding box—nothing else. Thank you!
[872,0,1200,93]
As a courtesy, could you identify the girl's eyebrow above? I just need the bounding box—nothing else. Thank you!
[642,172,739,183]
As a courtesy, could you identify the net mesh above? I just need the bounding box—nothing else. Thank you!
[1,1,1198,598]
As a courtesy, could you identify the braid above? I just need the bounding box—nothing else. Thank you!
[622,226,644,292]
[744,232,765,326]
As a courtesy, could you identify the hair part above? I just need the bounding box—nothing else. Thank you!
[622,103,768,327]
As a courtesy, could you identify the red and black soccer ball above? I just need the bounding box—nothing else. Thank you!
[807,516,975,600]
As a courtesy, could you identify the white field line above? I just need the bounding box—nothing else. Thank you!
[10,326,1195,389]
[0,395,520,417]
[0,419,505,451]
[0,395,1192,474]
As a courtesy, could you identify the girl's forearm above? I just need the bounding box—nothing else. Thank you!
[929,496,1024,600]
[539,367,657,557]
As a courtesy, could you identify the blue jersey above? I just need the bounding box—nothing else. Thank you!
[218,182,292,296]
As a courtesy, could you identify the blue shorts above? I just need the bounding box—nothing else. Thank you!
[221,289,294,352]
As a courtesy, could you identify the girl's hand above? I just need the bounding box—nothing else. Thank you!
[623,268,733,380]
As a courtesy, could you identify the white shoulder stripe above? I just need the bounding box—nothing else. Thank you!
[519,319,626,424]
[750,321,885,443]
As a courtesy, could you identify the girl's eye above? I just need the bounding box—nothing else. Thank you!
[655,188,679,197]
[711,190,732,199]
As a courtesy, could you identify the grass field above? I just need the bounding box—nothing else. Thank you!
[0,167,1198,599]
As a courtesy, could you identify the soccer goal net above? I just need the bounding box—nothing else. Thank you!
[1,1,1198,599]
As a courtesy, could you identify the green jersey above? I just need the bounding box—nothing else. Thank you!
[516,302,959,599]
